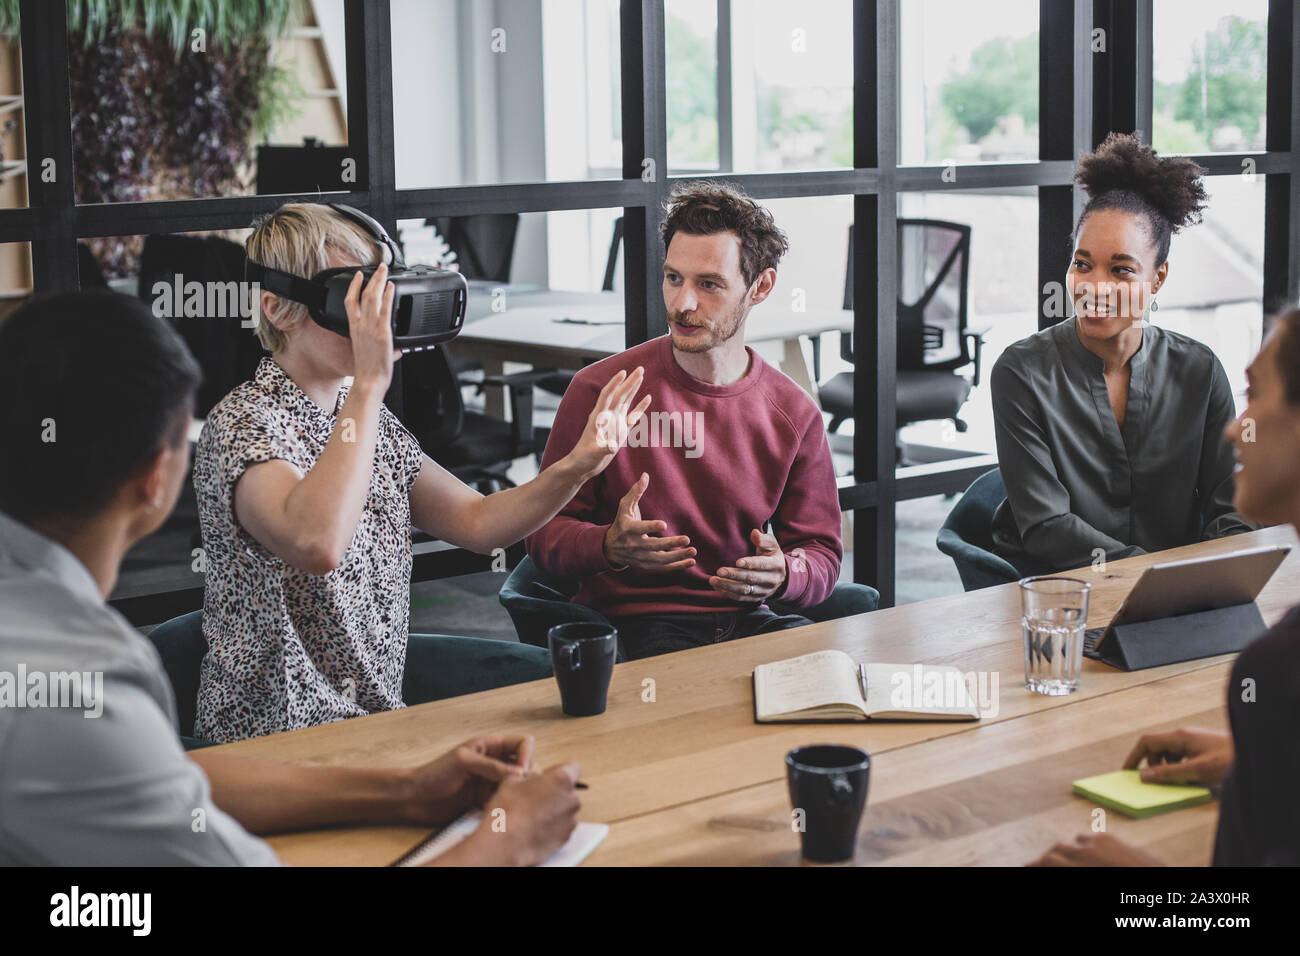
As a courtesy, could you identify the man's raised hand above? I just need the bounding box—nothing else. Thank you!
[602,472,696,572]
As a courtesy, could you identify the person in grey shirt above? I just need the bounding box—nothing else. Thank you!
[991,133,1253,575]
[0,291,581,866]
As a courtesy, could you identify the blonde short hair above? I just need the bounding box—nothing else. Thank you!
[246,203,387,353]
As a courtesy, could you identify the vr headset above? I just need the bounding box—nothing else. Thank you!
[245,203,467,353]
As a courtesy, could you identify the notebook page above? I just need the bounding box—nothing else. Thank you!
[396,811,609,867]
[754,649,864,717]
[862,662,980,717]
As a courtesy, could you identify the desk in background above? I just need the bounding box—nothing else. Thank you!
[205,525,1300,866]
[458,287,853,417]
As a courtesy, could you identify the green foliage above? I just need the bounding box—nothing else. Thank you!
[830,104,852,168]
[665,12,718,165]
[1151,112,1209,154]
[940,34,1038,142]
[249,57,303,144]
[1170,16,1266,145]
[0,0,295,49]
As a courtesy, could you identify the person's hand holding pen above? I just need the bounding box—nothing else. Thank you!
[409,735,589,865]
[401,734,540,826]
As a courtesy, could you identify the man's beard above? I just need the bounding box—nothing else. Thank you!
[668,298,747,353]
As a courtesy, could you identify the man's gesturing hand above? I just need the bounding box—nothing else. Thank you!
[710,528,787,603]
[602,472,695,572]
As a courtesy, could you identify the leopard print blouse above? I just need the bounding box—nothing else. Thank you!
[192,358,424,742]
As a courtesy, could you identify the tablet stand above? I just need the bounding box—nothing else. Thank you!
[1084,602,1269,671]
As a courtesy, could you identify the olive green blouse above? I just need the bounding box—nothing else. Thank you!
[990,318,1255,574]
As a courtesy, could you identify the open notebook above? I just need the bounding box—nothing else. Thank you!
[753,649,982,723]
[394,811,609,867]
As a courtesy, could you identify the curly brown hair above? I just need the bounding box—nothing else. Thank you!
[1074,132,1208,265]
[660,181,789,285]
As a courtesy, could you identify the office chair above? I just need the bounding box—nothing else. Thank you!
[144,610,215,749]
[935,467,1021,591]
[399,344,552,491]
[500,554,881,650]
[430,214,520,282]
[498,555,616,649]
[819,221,987,446]
[427,214,524,386]
[77,242,108,287]
[601,216,624,293]
[137,233,264,418]
[145,610,524,744]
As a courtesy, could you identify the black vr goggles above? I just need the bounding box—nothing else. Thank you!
[245,203,467,353]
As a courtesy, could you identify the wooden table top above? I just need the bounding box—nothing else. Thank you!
[212,525,1298,866]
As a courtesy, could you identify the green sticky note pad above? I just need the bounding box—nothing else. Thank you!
[1072,770,1213,819]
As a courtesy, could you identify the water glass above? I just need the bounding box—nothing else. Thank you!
[1020,576,1090,695]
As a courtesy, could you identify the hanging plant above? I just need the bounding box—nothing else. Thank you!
[0,0,302,277]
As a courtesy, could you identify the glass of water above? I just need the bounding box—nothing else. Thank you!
[1020,577,1091,695]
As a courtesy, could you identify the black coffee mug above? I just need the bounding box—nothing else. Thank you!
[548,622,618,717]
[786,744,871,863]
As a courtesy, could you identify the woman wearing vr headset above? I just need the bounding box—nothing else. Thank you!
[192,202,650,743]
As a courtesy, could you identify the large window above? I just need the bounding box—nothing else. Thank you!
[391,0,622,188]
[898,0,1040,166]
[1156,173,1267,406]
[666,0,852,175]
[1153,0,1269,154]
[3,1,1297,615]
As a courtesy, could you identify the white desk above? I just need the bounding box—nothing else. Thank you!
[456,289,853,415]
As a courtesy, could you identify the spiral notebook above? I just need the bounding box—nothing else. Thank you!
[394,811,609,867]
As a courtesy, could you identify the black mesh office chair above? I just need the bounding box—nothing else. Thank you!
[77,242,108,287]
[400,344,552,492]
[430,214,520,281]
[427,214,522,387]
[601,216,624,293]
[819,220,985,444]
[137,233,264,418]
[134,233,265,558]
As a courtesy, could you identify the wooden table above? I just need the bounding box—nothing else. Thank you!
[214,525,1298,866]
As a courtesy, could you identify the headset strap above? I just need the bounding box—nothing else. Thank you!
[327,203,406,269]
[244,261,327,314]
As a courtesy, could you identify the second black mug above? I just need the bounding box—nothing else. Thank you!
[786,744,871,863]
[548,622,618,717]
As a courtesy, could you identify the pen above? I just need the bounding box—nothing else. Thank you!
[575,781,589,789]
[857,663,868,702]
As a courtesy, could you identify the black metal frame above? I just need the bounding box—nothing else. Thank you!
[6,0,1298,615]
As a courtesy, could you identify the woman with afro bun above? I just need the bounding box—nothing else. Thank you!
[989,132,1255,575]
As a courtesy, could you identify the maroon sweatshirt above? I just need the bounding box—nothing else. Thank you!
[527,335,843,618]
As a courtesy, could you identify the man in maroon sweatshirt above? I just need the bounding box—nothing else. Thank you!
[526,182,843,659]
